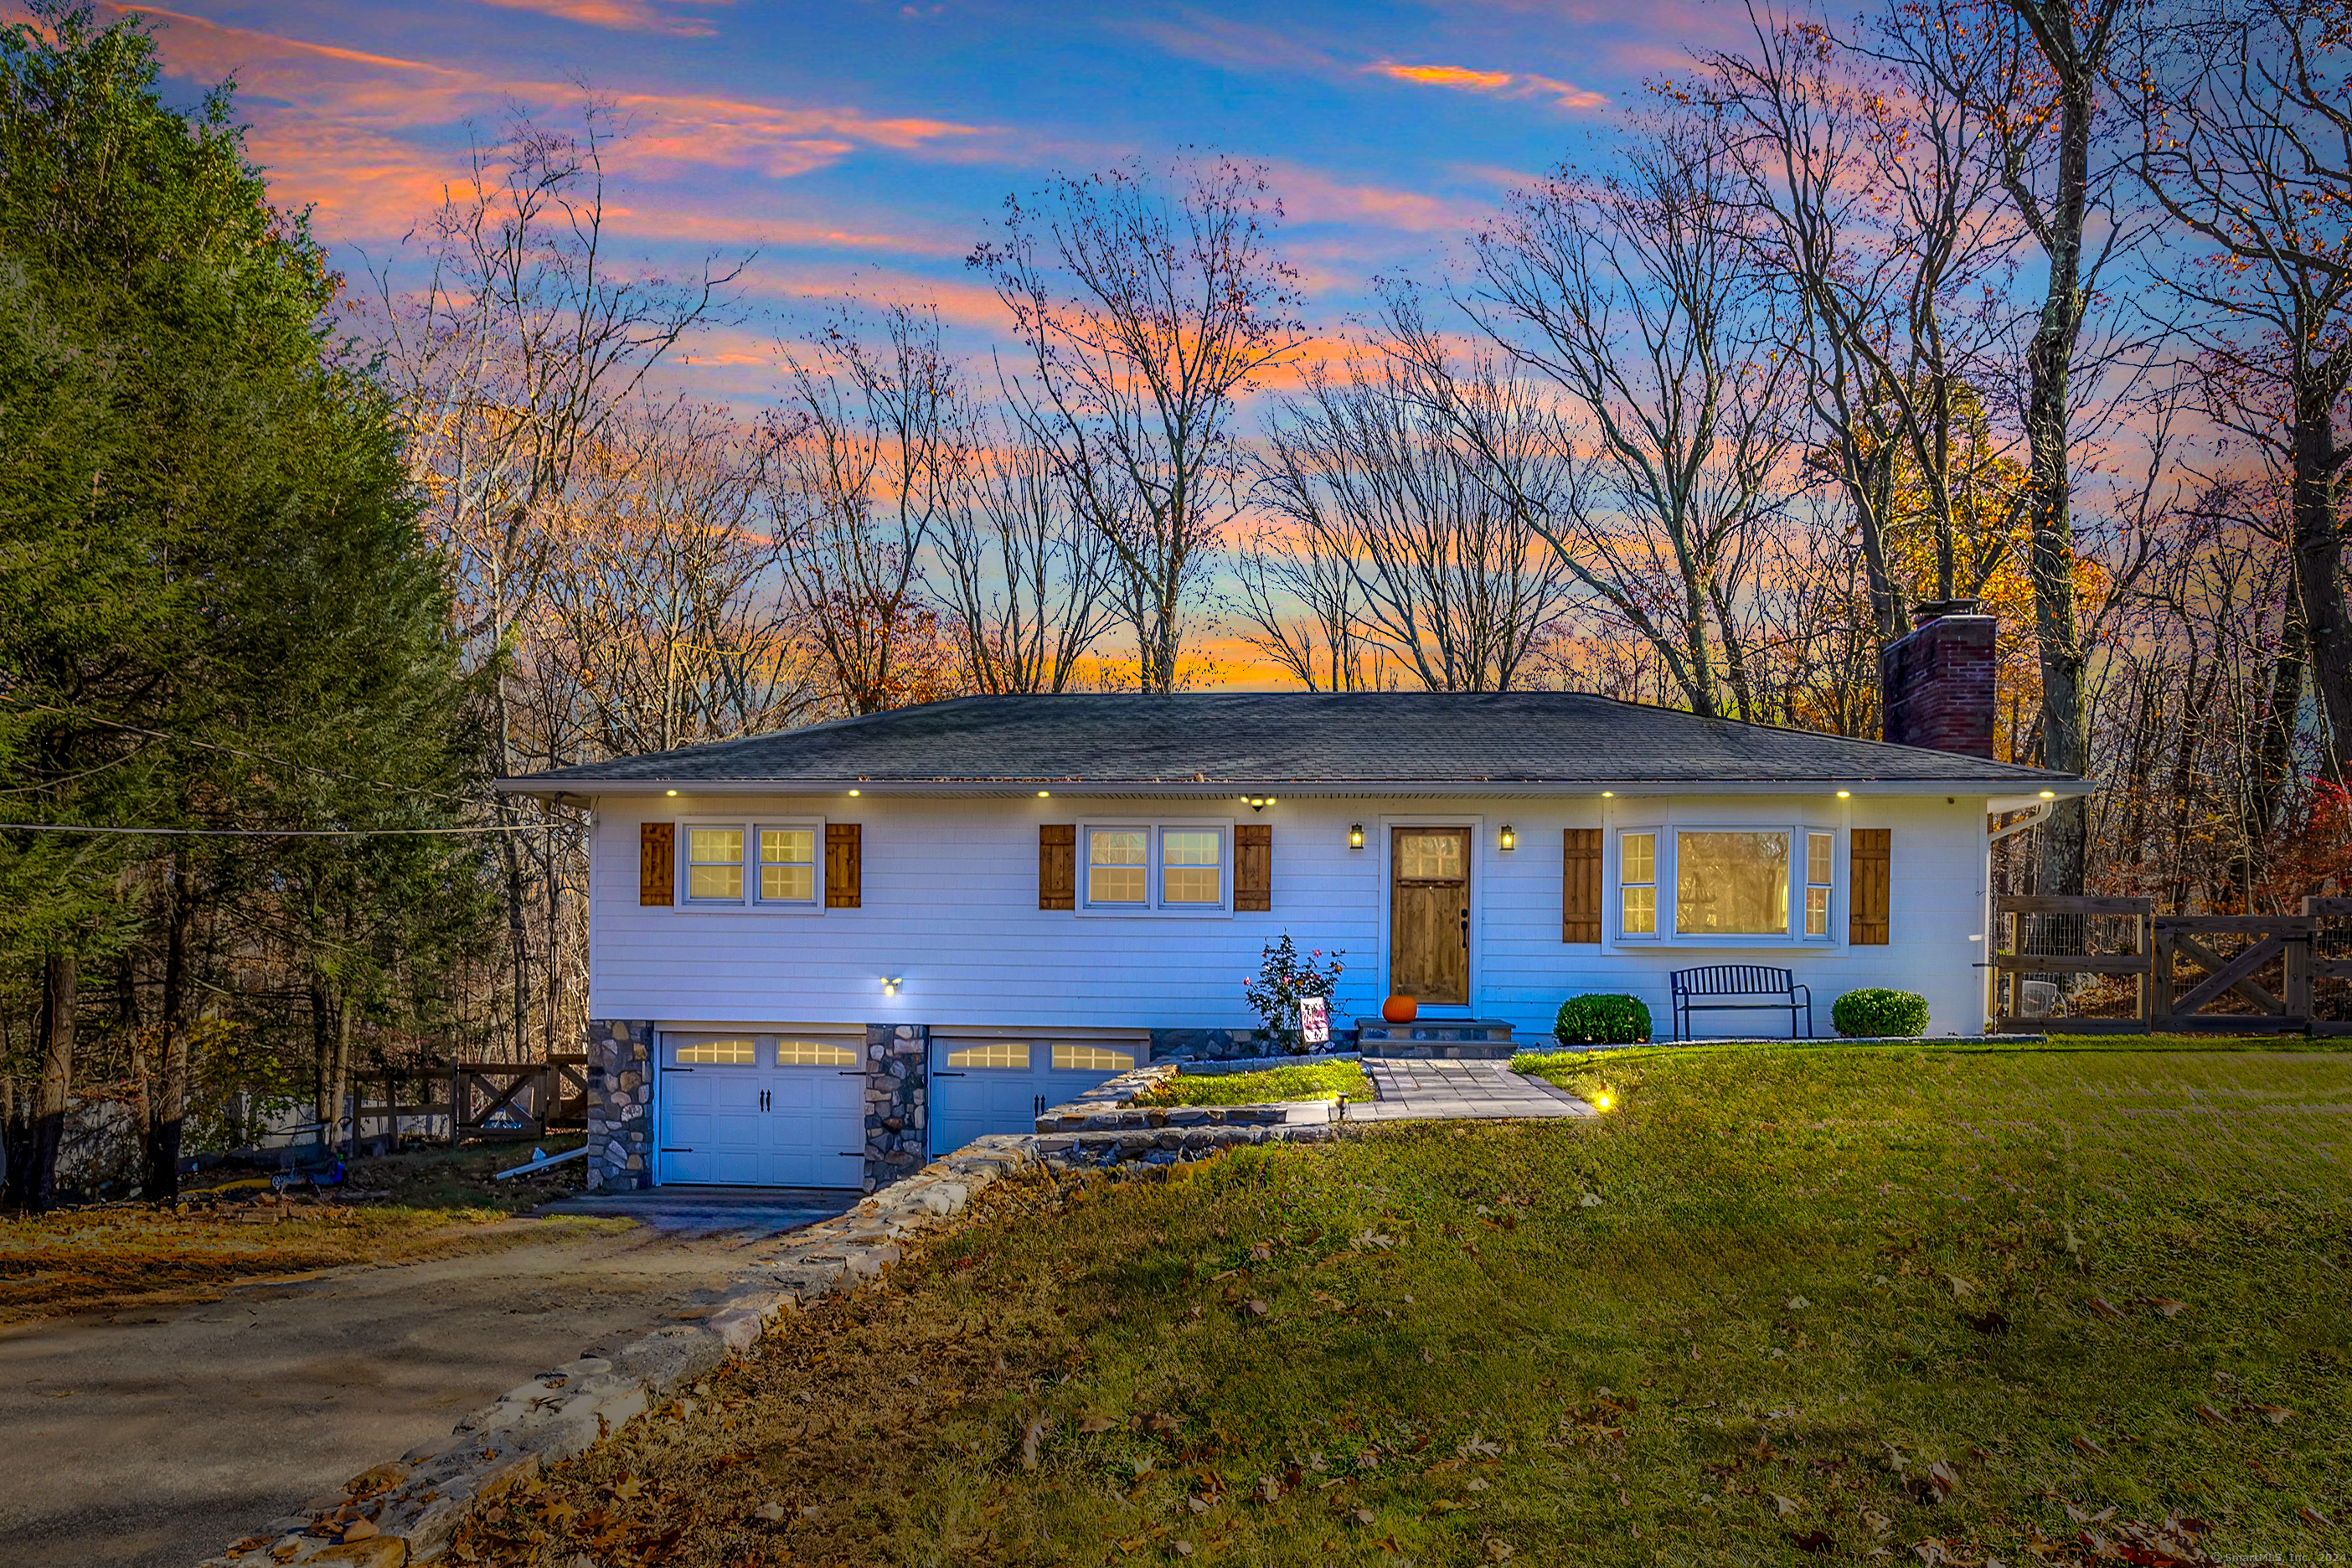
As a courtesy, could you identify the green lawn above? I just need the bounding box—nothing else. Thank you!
[452,1048,2351,1567]
[1132,1059,1375,1107]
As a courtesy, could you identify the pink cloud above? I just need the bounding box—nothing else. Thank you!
[470,0,730,36]
[1368,60,1608,112]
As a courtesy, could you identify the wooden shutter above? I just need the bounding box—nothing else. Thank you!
[1562,828,1602,943]
[1039,824,1075,910]
[1849,828,1890,945]
[1234,823,1272,911]
[826,823,862,908]
[639,823,673,906]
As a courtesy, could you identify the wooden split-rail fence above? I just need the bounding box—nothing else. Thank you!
[1992,895,2351,1035]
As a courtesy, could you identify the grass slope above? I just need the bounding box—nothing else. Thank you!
[1133,1060,1375,1107]
[0,1139,596,1322]
[451,1049,2350,1567]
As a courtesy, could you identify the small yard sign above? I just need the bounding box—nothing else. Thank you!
[1299,995,1330,1047]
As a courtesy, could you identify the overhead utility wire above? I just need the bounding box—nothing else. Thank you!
[0,823,557,838]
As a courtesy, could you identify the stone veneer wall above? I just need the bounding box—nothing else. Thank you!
[864,1024,928,1191]
[585,1019,655,1191]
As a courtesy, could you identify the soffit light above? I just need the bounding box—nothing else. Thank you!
[1837,790,1851,798]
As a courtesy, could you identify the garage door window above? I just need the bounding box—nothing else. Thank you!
[946,1042,1030,1069]
[777,1038,858,1066]
[1053,1044,1134,1071]
[672,1035,756,1064]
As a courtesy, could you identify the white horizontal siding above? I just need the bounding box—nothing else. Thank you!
[589,791,1992,1041]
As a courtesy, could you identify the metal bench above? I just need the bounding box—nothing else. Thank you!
[1669,965,1813,1040]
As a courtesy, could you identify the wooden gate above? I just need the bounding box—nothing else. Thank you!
[446,1055,591,1145]
[2305,898,2352,1037]
[1991,895,2153,1034]
[2152,915,2313,1033]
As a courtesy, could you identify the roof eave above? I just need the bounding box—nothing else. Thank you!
[495,775,2092,801]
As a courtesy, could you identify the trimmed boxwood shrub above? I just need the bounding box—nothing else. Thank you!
[1555,993,1652,1045]
[1833,988,1931,1038]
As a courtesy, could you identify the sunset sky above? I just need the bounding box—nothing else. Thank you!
[37,0,1753,407]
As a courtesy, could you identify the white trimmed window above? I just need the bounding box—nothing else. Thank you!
[1620,831,1657,936]
[758,828,818,905]
[1617,826,1839,943]
[679,821,823,910]
[1804,831,1834,938]
[686,828,745,903]
[1081,822,1230,915]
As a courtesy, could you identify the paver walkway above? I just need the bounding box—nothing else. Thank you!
[1350,1059,1596,1121]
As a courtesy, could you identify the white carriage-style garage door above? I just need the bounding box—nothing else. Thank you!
[928,1028,1149,1156]
[657,1030,866,1188]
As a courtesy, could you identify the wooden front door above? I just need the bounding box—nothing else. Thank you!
[1390,827,1470,1005]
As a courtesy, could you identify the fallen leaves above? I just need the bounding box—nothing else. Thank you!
[2072,1434,2108,1457]
[1018,1414,1050,1470]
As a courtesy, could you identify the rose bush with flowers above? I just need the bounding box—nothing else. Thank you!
[1241,935,1346,1055]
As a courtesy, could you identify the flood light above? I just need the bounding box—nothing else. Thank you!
[882,977,903,997]
[1592,1091,1615,1112]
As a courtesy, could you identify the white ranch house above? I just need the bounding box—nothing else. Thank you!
[501,615,2085,1193]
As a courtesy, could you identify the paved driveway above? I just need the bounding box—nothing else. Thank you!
[0,1189,855,1568]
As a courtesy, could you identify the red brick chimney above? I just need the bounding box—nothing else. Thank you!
[1880,600,1997,758]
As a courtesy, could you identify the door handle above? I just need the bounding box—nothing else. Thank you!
[1459,907,1470,946]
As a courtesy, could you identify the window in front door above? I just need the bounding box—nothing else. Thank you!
[1390,828,1470,1005]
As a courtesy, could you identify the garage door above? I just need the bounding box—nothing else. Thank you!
[928,1030,1148,1155]
[657,1031,865,1188]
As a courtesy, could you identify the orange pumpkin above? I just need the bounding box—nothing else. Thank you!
[1381,994,1417,1024]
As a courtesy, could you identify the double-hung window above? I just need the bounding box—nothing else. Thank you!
[681,821,823,910]
[1616,826,1838,943]
[1081,823,1230,914]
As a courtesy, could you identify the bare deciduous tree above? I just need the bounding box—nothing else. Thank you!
[2136,0,2352,782]
[1704,6,2024,637]
[372,102,744,1057]
[768,304,967,715]
[1253,335,1576,691]
[1444,127,1804,720]
[969,154,1304,691]
[936,419,1118,694]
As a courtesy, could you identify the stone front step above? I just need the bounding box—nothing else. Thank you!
[1353,1019,1517,1059]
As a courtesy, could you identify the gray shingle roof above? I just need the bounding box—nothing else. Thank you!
[500,693,2076,791]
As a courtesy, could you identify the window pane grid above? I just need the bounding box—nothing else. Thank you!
[673,1036,756,1065]
[758,826,817,905]
[1083,825,1225,910]
[946,1042,1030,1069]
[1805,832,1834,937]
[687,827,745,901]
[1053,1044,1135,1072]
[1621,832,1657,936]
[776,1039,856,1065]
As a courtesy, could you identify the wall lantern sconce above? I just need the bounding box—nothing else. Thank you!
[1349,823,1364,850]
[1244,794,1277,812]
[1498,824,1517,851]
[882,977,904,997]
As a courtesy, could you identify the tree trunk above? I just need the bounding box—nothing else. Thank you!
[3,1075,34,1213]
[144,873,197,1200]
[310,976,333,1148]
[2230,614,2306,911]
[2291,389,2352,783]
[28,952,77,1213]
[332,992,354,1160]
